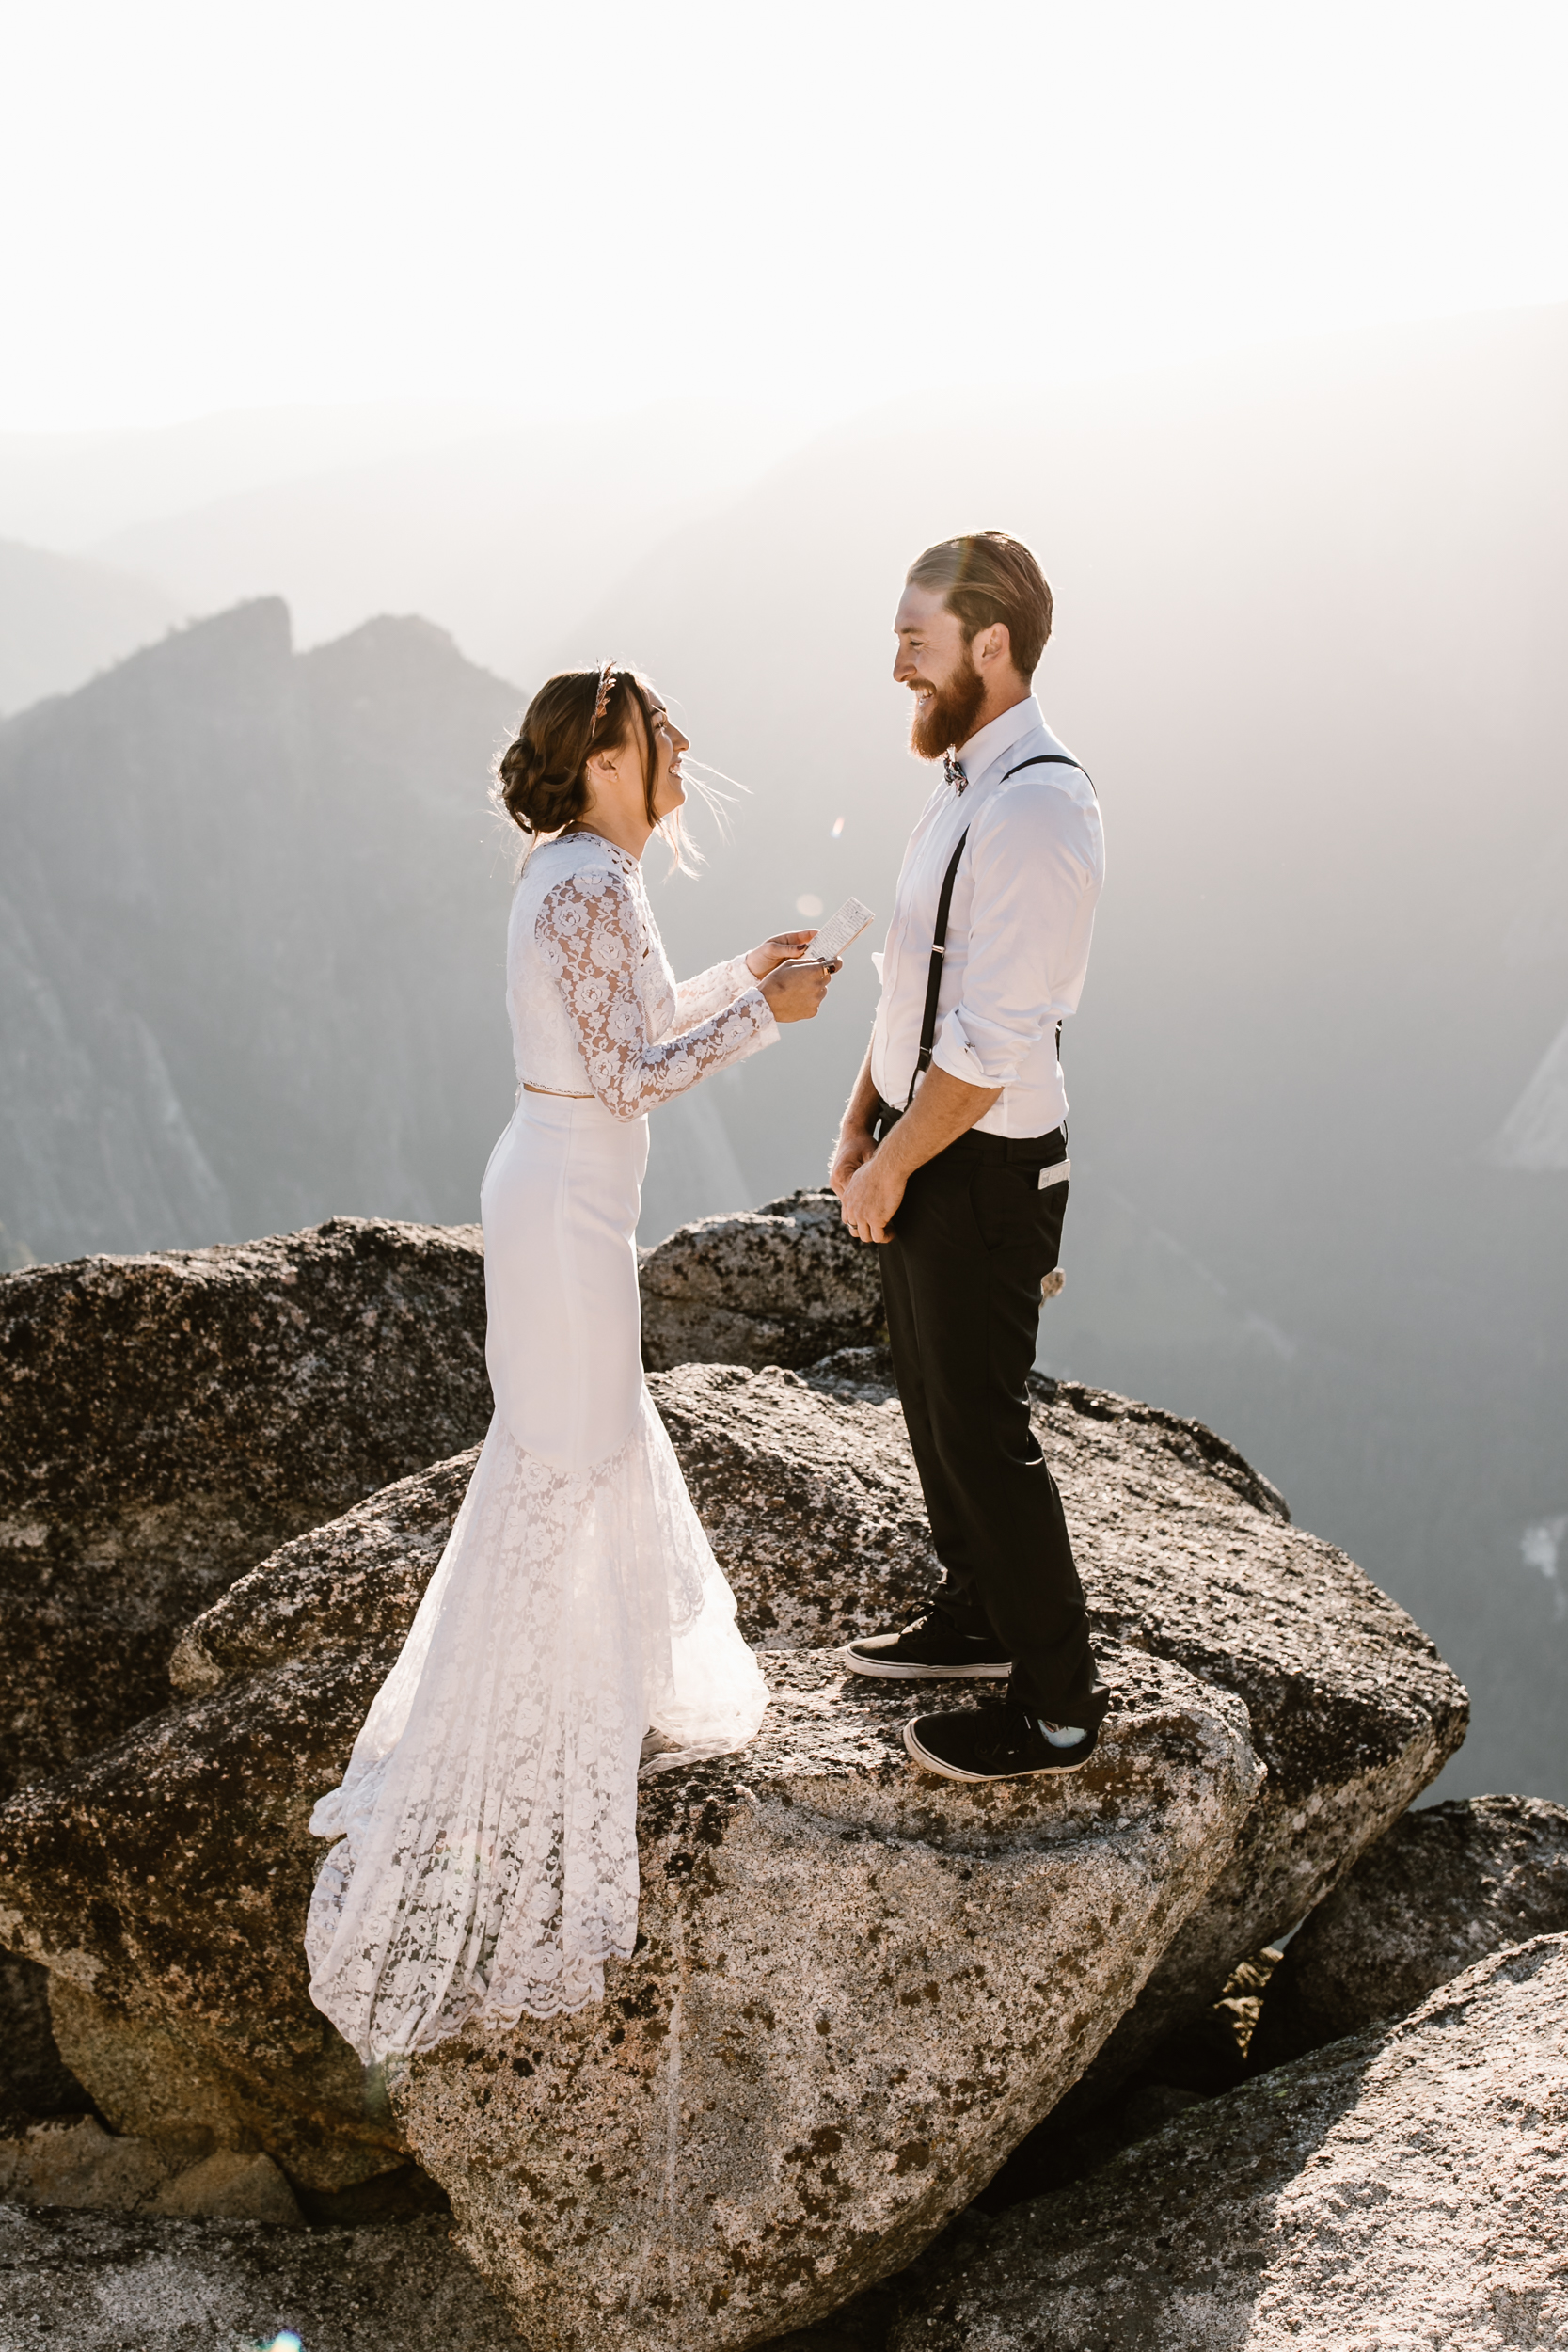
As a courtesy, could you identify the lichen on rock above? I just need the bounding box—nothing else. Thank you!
[0,1217,489,1798]
[640,1189,886,1372]
[652,1360,937,1645]
[789,1344,1469,2093]
[1252,1790,1568,2069]
[0,2204,518,2351]
[0,1328,1461,2217]
[1022,1366,1469,2094]
[0,1201,1481,2350]
[0,1530,1259,2321]
[394,1644,1260,2352]
[887,1933,1568,2352]
[0,2115,304,2226]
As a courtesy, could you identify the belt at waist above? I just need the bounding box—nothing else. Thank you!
[874,1099,1067,1168]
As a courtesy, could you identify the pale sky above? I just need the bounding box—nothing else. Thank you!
[2,0,1566,433]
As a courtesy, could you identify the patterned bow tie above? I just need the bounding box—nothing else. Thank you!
[943,753,966,791]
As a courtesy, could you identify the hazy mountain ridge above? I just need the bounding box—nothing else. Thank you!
[0,603,521,1264]
[0,400,816,701]
[0,539,182,717]
[0,601,761,1271]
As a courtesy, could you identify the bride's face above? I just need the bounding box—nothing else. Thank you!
[581,684,689,838]
[643,692,689,821]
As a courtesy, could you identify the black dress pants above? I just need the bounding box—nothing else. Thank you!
[876,1107,1107,1733]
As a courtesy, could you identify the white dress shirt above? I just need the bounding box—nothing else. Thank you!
[869,695,1104,1139]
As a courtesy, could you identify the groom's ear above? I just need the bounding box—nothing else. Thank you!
[971,619,1013,674]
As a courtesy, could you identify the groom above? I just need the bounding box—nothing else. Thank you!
[830,530,1109,1780]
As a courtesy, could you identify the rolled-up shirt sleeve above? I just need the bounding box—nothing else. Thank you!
[928,784,1103,1092]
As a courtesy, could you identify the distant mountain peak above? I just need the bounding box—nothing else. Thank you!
[0,537,183,719]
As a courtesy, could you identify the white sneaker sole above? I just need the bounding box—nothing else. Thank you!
[845,1643,1011,1682]
[901,1718,1095,1780]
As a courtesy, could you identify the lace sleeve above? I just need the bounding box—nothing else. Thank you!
[674,954,756,1025]
[535,871,776,1120]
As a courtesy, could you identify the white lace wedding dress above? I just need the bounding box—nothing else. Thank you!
[306,831,774,2060]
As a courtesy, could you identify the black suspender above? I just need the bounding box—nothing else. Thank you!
[903,752,1092,1111]
[1001,755,1096,794]
[905,825,969,1106]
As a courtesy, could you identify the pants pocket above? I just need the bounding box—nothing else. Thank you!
[970,1164,1069,1270]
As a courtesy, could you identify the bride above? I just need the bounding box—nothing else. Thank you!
[306,661,835,2060]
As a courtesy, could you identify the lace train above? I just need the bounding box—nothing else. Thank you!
[306,1391,768,2059]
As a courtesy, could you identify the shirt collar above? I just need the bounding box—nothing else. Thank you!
[951,694,1044,790]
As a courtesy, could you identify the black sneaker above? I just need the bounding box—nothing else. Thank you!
[845,1611,1012,1681]
[902,1701,1101,1780]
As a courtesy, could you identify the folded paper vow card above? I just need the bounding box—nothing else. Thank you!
[806,897,876,964]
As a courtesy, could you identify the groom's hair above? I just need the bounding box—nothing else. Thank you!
[906,532,1053,679]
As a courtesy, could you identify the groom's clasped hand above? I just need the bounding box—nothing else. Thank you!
[745,928,841,1023]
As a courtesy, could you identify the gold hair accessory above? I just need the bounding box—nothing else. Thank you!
[589,660,616,731]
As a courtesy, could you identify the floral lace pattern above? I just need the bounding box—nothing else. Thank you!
[307,1392,768,2059]
[534,858,774,1119]
[306,829,773,2062]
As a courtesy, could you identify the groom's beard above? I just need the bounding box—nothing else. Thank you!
[909,649,987,761]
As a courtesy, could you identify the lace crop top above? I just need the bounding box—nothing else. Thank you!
[506,832,777,1119]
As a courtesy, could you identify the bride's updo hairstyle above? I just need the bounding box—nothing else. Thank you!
[495,663,658,841]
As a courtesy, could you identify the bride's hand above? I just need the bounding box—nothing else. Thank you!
[746,930,817,979]
[760,957,840,1023]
